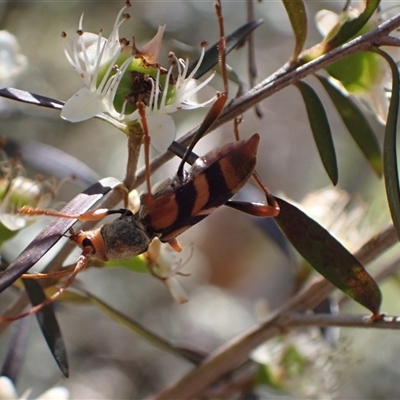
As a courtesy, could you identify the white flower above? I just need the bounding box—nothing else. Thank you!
[0,31,27,87]
[61,2,216,152]
[146,238,189,304]
[0,376,69,400]
[0,176,56,231]
[0,149,57,232]
[316,7,393,124]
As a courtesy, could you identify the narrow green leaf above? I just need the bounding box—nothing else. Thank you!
[281,0,307,60]
[188,19,263,79]
[275,197,382,315]
[295,81,338,185]
[23,279,69,377]
[376,49,400,241]
[317,75,382,176]
[326,0,380,51]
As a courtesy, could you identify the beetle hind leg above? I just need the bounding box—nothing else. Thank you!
[0,251,90,322]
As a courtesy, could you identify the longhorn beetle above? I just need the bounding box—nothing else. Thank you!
[11,131,279,320]
[1,0,280,321]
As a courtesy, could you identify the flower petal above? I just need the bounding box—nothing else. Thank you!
[146,114,176,153]
[68,32,107,67]
[165,277,189,304]
[139,25,166,62]
[61,87,106,122]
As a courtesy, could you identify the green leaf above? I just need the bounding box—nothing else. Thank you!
[325,0,380,51]
[281,0,307,60]
[275,197,382,315]
[188,19,263,79]
[23,279,69,377]
[376,50,400,241]
[295,81,338,185]
[105,254,148,273]
[324,51,383,94]
[316,75,382,176]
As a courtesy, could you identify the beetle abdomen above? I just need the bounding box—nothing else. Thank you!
[140,134,260,242]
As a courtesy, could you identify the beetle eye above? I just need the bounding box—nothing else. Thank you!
[82,237,93,248]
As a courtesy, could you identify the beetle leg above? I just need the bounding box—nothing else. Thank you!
[225,169,280,217]
[231,111,280,218]
[167,238,182,252]
[20,268,75,280]
[136,100,153,201]
[0,250,90,322]
[177,0,228,178]
[19,206,125,221]
[225,200,279,217]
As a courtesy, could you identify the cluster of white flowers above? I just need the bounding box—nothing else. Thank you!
[61,1,216,152]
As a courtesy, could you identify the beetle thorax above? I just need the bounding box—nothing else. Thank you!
[100,214,152,261]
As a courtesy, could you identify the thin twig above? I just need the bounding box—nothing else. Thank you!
[246,0,263,118]
[353,224,398,264]
[371,256,400,285]
[286,312,400,330]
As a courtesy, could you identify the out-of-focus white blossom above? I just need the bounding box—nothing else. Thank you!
[299,187,372,252]
[0,149,57,235]
[252,328,341,399]
[0,376,69,400]
[0,31,27,87]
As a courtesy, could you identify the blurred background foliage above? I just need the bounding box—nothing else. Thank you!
[0,0,399,398]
